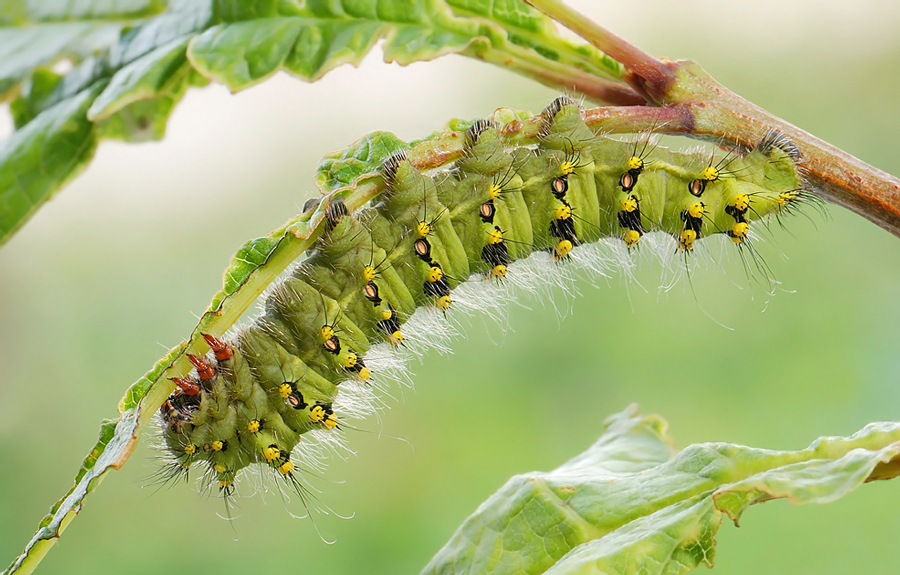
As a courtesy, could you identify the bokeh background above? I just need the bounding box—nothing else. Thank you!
[3,1,900,573]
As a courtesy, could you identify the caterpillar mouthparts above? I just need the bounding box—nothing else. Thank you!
[156,96,815,509]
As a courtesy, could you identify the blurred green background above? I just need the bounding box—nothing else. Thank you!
[3,1,900,573]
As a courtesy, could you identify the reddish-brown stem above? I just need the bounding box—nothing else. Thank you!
[528,67,646,106]
[582,106,694,134]
[473,47,645,106]
[524,0,676,101]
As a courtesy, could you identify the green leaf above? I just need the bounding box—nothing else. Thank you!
[88,38,210,143]
[0,0,166,24]
[0,23,124,99]
[423,406,900,575]
[0,0,169,99]
[185,3,477,92]
[3,216,315,574]
[0,84,103,244]
[0,1,212,243]
[3,409,143,575]
[86,37,190,121]
[187,0,621,93]
[95,68,205,142]
[445,0,622,79]
[12,2,212,125]
[544,497,719,575]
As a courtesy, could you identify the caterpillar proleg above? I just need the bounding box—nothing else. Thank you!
[157,96,813,508]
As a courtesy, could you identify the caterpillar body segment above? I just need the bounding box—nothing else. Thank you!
[370,159,469,308]
[159,97,809,505]
[313,213,417,317]
[438,124,532,271]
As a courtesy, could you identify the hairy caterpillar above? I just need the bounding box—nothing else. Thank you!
[156,96,811,506]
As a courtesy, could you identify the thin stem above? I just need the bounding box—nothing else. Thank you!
[524,65,645,106]
[524,0,674,101]
[582,106,694,134]
[471,45,644,106]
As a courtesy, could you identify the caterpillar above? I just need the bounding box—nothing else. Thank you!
[156,96,812,507]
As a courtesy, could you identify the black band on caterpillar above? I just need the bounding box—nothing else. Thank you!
[540,95,579,136]
[156,98,812,510]
[465,119,500,147]
[757,129,802,162]
[380,150,408,187]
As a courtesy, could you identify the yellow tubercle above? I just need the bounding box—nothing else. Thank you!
[263,446,279,463]
[427,266,443,282]
[555,204,572,220]
[491,264,507,279]
[381,309,393,320]
[776,190,800,207]
[184,444,196,456]
[309,405,325,423]
[247,420,260,433]
[554,240,573,260]
[278,383,292,399]
[278,461,295,475]
[391,331,403,343]
[213,464,226,473]
[323,414,338,430]
[416,221,430,238]
[624,229,641,248]
[358,367,371,381]
[679,229,697,251]
[488,183,502,200]
[701,166,719,181]
[621,196,637,213]
[363,265,376,282]
[627,156,643,172]
[732,193,750,211]
[321,325,335,341]
[687,202,704,219]
[487,228,503,244]
[343,353,357,368]
[437,295,452,311]
[731,222,750,243]
[211,440,224,452]
[560,160,575,176]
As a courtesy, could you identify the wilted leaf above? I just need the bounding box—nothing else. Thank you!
[423,406,900,575]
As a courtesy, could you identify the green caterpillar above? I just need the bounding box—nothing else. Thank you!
[157,96,810,503]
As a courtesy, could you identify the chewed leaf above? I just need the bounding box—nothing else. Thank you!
[316,131,410,193]
[422,407,900,575]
